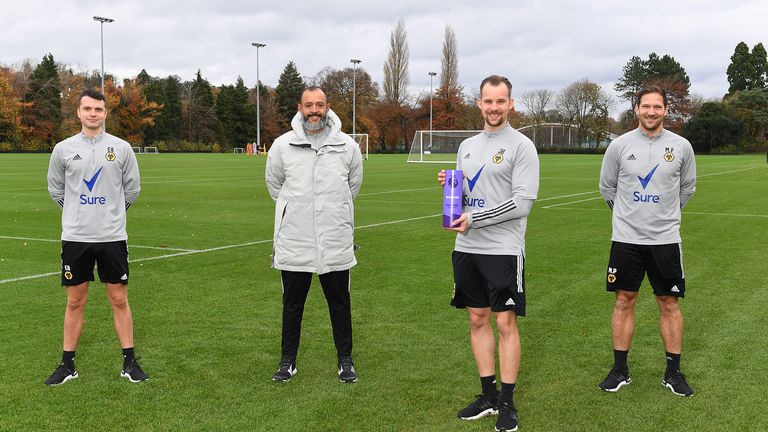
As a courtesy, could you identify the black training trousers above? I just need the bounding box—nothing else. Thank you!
[280,269,352,359]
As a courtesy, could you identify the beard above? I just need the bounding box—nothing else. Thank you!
[639,116,663,133]
[302,113,327,133]
[483,110,506,128]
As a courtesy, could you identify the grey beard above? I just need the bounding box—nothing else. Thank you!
[302,115,327,134]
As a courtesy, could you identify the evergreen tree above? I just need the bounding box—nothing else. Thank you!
[727,42,753,94]
[751,43,767,89]
[216,77,257,148]
[23,53,62,143]
[275,61,305,128]
[160,76,183,140]
[615,52,691,129]
[140,71,164,143]
[685,102,739,153]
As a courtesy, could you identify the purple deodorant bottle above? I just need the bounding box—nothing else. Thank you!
[442,169,463,228]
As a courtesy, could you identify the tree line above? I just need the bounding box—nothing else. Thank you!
[0,23,766,154]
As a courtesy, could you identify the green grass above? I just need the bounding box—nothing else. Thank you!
[1,152,766,431]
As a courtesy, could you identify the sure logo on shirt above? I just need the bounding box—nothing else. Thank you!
[106,147,116,162]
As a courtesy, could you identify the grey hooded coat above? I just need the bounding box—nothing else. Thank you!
[265,109,363,274]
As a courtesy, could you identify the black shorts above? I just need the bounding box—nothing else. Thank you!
[606,241,685,297]
[61,241,129,286]
[451,251,526,316]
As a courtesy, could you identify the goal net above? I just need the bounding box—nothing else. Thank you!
[407,130,481,163]
[233,147,244,154]
[144,146,159,154]
[132,146,142,154]
[351,133,369,160]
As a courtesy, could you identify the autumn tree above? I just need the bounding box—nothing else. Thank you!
[0,68,20,144]
[312,66,379,133]
[557,79,613,145]
[726,87,768,143]
[432,25,464,130]
[519,89,554,145]
[250,82,282,149]
[104,78,161,144]
[383,19,409,105]
[182,70,222,144]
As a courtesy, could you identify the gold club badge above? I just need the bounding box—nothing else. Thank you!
[607,274,616,283]
[663,151,675,162]
[492,148,505,164]
[106,147,116,161]
[64,271,73,280]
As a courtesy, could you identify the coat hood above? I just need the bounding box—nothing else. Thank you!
[289,109,344,146]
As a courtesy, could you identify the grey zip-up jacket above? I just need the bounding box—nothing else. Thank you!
[599,128,696,245]
[454,124,540,256]
[47,132,141,242]
[265,110,363,274]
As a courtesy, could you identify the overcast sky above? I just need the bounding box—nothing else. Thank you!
[2,0,766,115]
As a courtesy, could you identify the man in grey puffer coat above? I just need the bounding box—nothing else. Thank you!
[265,86,363,383]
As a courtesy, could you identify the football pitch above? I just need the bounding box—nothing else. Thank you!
[1,152,766,431]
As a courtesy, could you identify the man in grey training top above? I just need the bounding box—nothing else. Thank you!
[266,86,363,384]
[598,85,696,396]
[45,89,147,385]
[439,75,539,432]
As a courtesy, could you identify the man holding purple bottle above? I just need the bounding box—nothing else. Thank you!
[438,75,539,432]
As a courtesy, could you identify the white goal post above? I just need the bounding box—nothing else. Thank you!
[407,130,481,163]
[233,147,244,154]
[143,146,159,154]
[131,146,142,154]
[351,133,369,160]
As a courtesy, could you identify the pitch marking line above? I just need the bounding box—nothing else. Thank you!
[0,236,197,252]
[542,196,603,209]
[0,212,441,285]
[540,166,762,210]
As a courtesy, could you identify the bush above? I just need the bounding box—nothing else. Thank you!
[536,146,607,154]
[0,141,14,152]
[711,144,738,155]
[20,138,49,152]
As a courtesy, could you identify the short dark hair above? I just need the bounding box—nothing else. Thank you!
[480,75,512,98]
[302,85,325,99]
[635,85,667,108]
[77,89,106,108]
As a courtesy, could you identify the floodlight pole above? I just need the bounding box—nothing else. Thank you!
[428,72,437,151]
[93,16,114,132]
[252,43,267,153]
[350,59,361,135]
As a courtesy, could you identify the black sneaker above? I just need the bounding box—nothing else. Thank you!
[663,371,694,396]
[338,356,357,383]
[495,402,518,432]
[457,394,498,420]
[44,362,78,386]
[272,359,297,382]
[598,369,631,392]
[121,358,149,383]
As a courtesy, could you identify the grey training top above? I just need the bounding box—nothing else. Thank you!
[454,123,540,256]
[47,132,141,242]
[599,128,696,245]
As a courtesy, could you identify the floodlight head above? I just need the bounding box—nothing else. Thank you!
[93,16,114,23]
[350,59,361,65]
[428,72,437,77]
[252,43,267,48]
